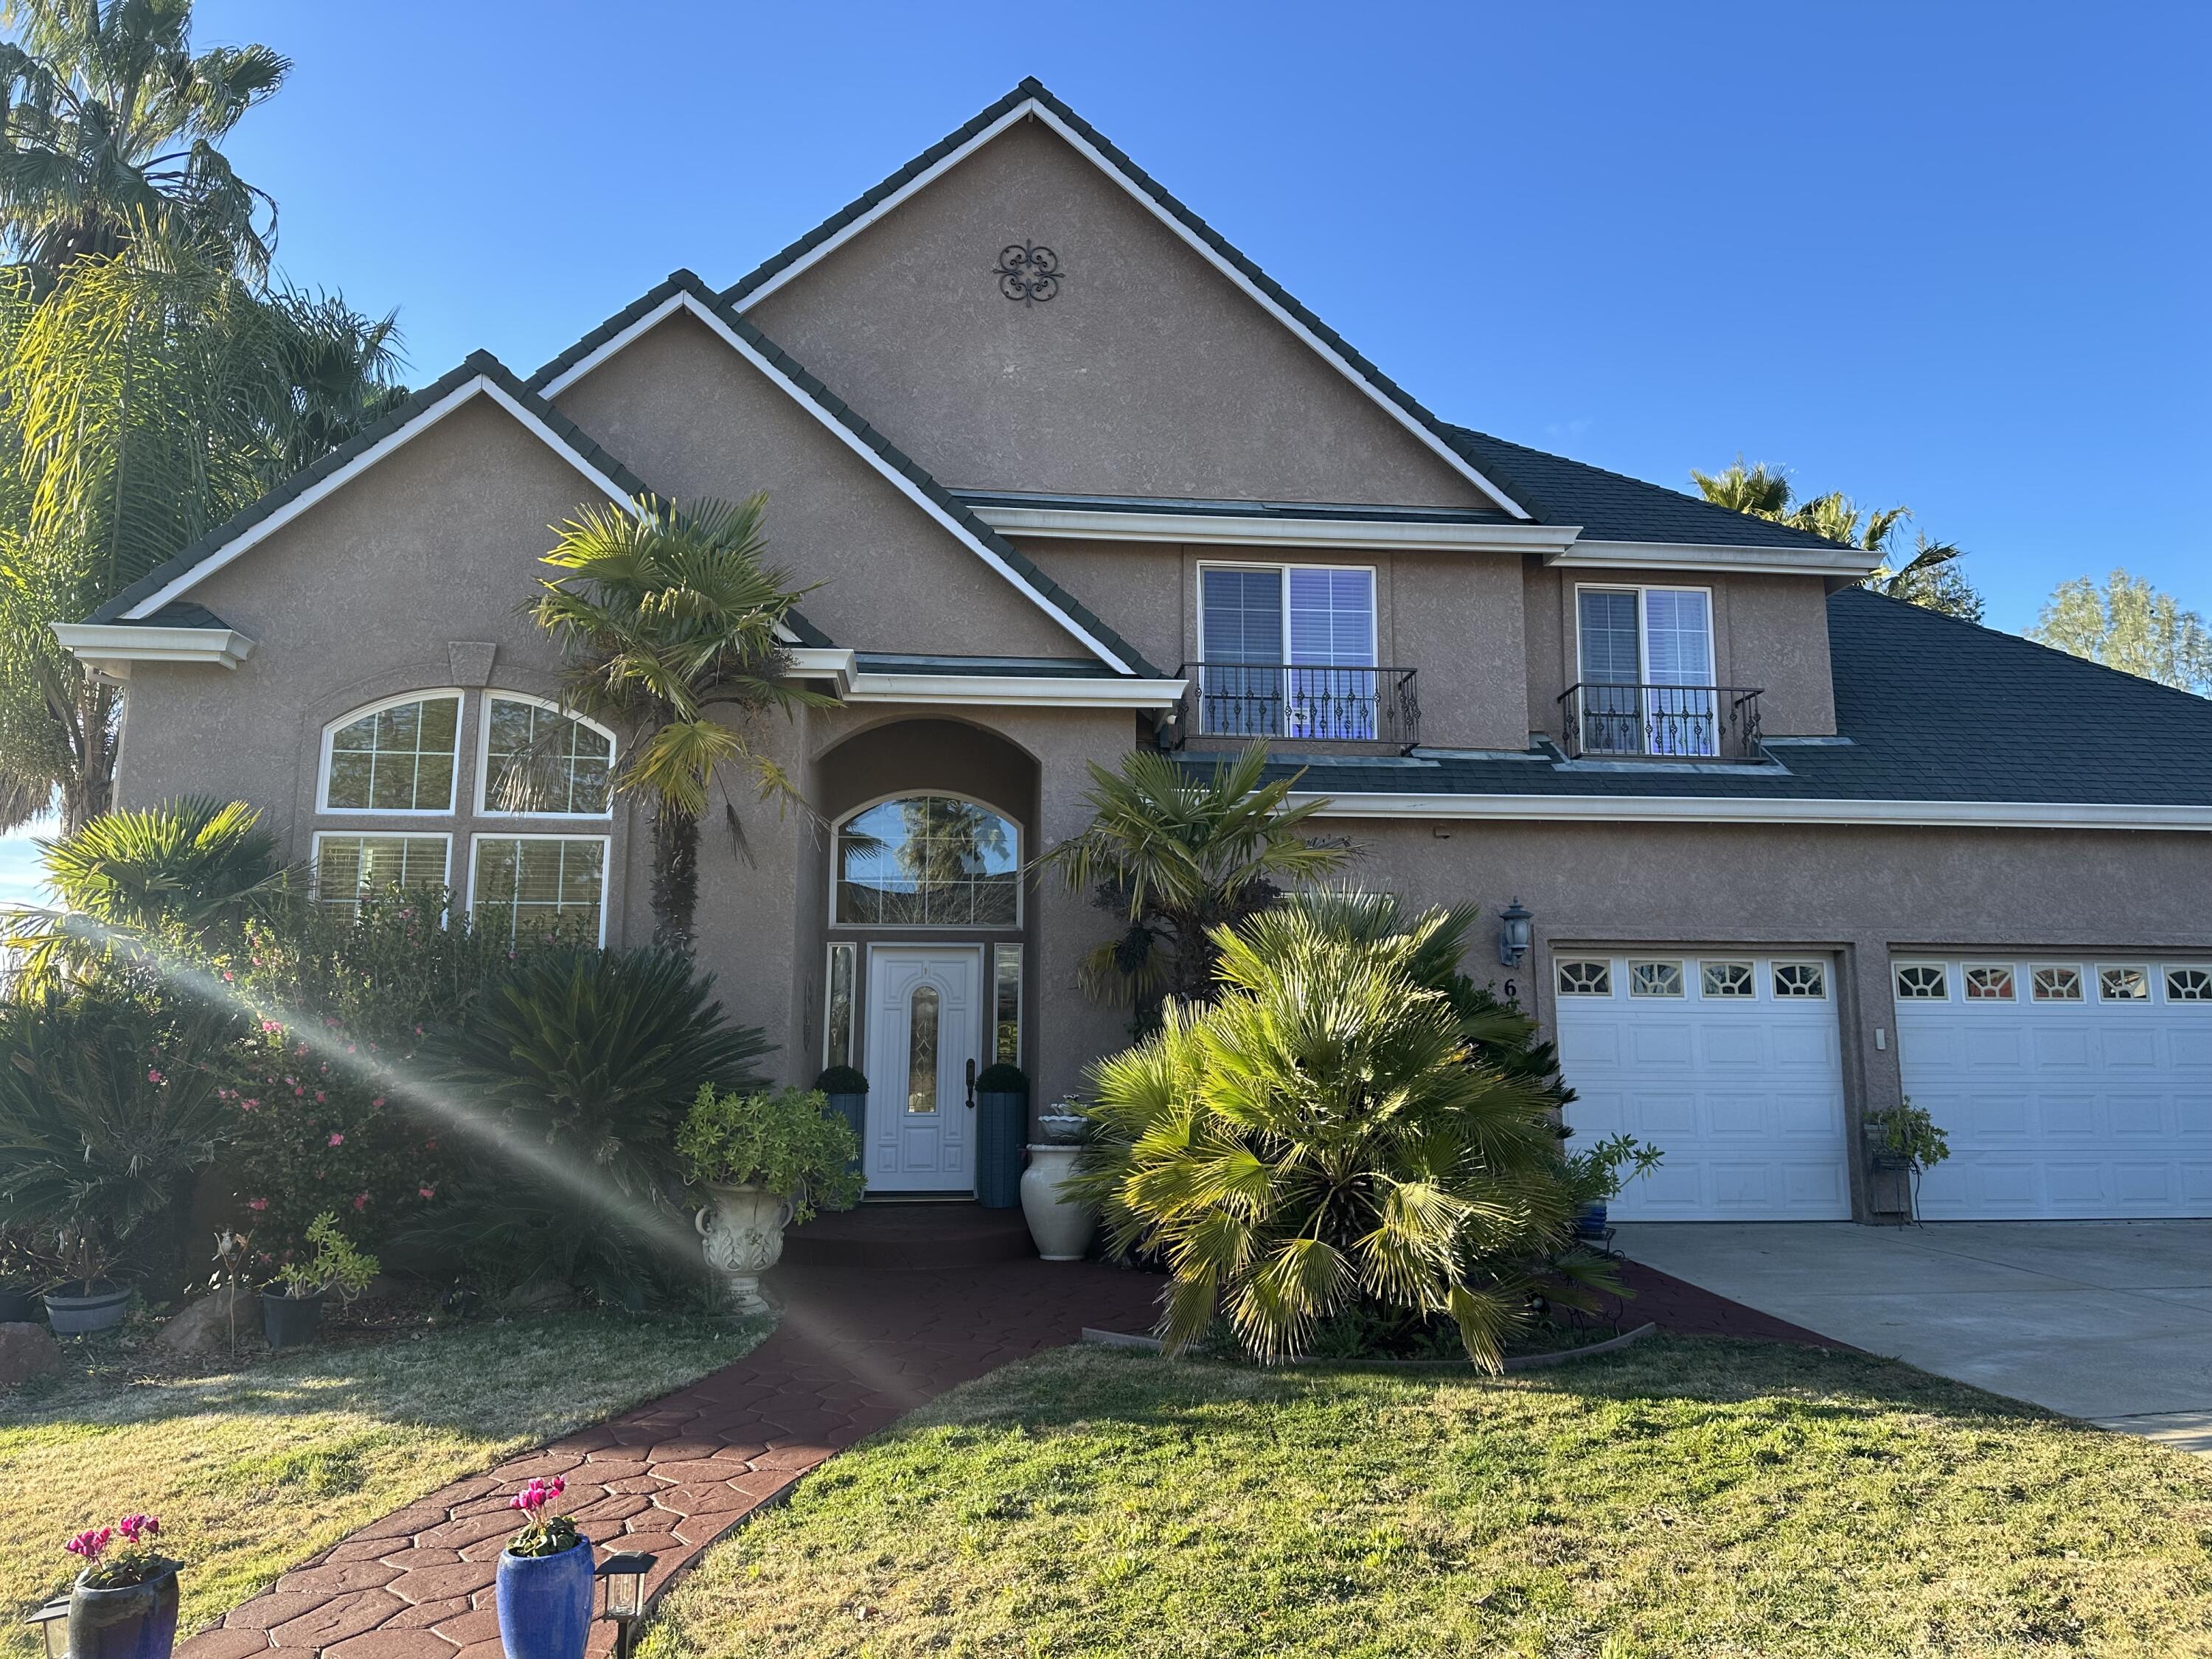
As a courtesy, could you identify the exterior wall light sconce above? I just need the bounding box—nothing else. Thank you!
[1498,898,1534,967]
[598,1551,657,1658]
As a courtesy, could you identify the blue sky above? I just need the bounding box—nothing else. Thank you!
[5,1,2206,900]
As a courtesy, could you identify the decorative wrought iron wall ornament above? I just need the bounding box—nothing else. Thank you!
[994,242,1063,304]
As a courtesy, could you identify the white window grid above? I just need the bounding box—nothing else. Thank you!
[318,689,465,815]
[467,833,611,947]
[1893,962,1949,1001]
[476,692,617,818]
[1555,959,1612,998]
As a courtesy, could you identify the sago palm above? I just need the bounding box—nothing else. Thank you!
[1077,900,1604,1368]
[0,0,287,283]
[529,493,829,952]
[1039,741,1351,1014]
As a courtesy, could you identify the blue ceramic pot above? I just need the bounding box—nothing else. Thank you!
[495,1537,595,1659]
[1573,1200,1609,1240]
[69,1563,180,1659]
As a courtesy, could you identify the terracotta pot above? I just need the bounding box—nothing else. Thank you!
[694,1183,793,1314]
[1020,1144,1095,1262]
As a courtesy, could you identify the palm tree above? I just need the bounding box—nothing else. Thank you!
[1691,460,1983,622]
[0,0,288,285]
[529,493,830,953]
[1039,741,1353,1018]
[0,242,403,834]
[1075,898,1605,1367]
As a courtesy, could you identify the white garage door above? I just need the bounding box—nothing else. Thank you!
[1894,959,2212,1220]
[1553,952,1850,1220]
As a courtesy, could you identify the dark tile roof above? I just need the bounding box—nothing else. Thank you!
[953,489,1515,526]
[853,653,1120,679]
[1215,589,2212,809]
[116,601,230,629]
[1441,427,1855,552]
[529,271,1165,679]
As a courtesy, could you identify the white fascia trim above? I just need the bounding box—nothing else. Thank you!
[1551,539,1882,579]
[843,672,1186,709]
[122,377,642,622]
[1290,791,2212,832]
[970,501,1580,554]
[728,99,1529,521]
[540,291,1135,677]
[52,622,254,671]
[785,646,857,690]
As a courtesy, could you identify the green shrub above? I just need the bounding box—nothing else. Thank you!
[677,1085,861,1225]
[0,992,237,1291]
[974,1062,1027,1093]
[270,1211,379,1300]
[813,1064,868,1095]
[403,949,772,1304]
[1076,894,1608,1369]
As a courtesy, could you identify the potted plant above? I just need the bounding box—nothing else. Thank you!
[1864,1098,1950,1222]
[42,1222,133,1336]
[813,1065,869,1177]
[973,1062,1029,1209]
[493,1475,594,1659]
[65,1512,179,1658]
[1021,1099,1096,1261]
[678,1085,862,1313]
[1562,1132,1666,1240]
[262,1212,378,1349]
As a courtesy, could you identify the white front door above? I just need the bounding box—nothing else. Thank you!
[1894,957,2212,1219]
[863,947,983,1192]
[1553,951,1851,1220]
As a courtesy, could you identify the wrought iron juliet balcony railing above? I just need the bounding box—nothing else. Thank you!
[1557,682,1764,760]
[1168,663,1420,748]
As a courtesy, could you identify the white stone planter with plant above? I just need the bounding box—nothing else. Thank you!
[678,1084,863,1313]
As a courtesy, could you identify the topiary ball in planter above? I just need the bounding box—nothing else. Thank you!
[973,1063,1029,1210]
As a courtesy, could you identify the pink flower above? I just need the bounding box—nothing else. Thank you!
[66,1526,112,1562]
[315,1092,327,1103]
[418,1186,437,1200]
[352,1192,369,1211]
[116,1514,159,1544]
[248,1198,269,1211]
[371,1097,385,1108]
[295,1044,307,1057]
[260,1020,282,1034]
[220,970,234,983]
[146,1069,164,1085]
[240,1099,258,1111]
[327,1133,345,1147]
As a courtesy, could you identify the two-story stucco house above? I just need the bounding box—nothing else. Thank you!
[57,81,2212,1225]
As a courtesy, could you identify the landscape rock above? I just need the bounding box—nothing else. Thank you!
[156,1284,262,1356]
[0,1321,62,1387]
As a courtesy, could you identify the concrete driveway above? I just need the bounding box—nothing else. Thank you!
[1613,1220,2212,1455]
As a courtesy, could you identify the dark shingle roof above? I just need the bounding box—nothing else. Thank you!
[117,601,230,629]
[1217,589,2212,809]
[1441,427,1857,552]
[530,270,1165,679]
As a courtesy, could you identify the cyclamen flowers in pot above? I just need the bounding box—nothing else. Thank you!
[494,1475,596,1659]
[66,1512,181,1658]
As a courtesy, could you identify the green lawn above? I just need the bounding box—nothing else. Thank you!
[0,1312,767,1653]
[640,1338,2212,1659]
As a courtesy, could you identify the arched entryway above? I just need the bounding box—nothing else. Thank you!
[812,719,1040,1195]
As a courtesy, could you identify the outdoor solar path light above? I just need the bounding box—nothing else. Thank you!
[597,1551,656,1658]
[1498,897,1534,967]
[22,1599,67,1657]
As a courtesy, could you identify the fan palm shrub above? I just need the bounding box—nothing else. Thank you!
[529,493,830,953]
[408,948,772,1303]
[0,991,236,1290]
[1077,897,1606,1368]
[1039,742,1352,1025]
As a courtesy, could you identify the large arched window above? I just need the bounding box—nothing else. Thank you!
[477,694,615,816]
[321,692,462,813]
[834,794,1020,926]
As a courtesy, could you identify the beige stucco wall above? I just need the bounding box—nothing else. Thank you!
[1523,563,1838,741]
[549,310,1089,659]
[745,117,1493,509]
[114,400,642,914]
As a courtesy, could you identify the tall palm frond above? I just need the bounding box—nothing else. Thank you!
[1689,457,1792,518]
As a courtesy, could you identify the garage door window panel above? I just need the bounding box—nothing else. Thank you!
[1772,961,1827,999]
[1964,964,2016,1001]
[2166,967,2212,1003]
[1701,961,1756,999]
[1556,959,1612,997]
[2099,967,2150,1002]
[1630,961,1685,998]
[1895,963,1948,1001]
[2031,966,2084,1003]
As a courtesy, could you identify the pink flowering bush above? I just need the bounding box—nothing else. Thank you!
[505,1475,582,1558]
[66,1512,173,1590]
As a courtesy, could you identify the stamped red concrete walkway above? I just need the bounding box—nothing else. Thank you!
[178,1251,1162,1659]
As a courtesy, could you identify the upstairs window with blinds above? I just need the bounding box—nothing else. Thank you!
[1198,565,1377,739]
[1574,586,1717,756]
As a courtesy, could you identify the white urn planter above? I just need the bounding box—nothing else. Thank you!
[1020,1144,1095,1262]
[694,1182,793,1313]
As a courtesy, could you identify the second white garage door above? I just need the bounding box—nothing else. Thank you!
[1894,958,2212,1220]
[1553,952,1850,1220]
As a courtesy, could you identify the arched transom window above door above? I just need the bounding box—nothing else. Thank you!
[834,794,1020,927]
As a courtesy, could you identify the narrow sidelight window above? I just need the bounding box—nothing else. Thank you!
[823,942,856,1070]
[992,944,1023,1067]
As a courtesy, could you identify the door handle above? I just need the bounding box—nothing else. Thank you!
[965,1057,977,1110]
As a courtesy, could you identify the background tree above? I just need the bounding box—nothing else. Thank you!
[1691,458,1983,621]
[2026,568,2212,695]
[0,244,403,833]
[1039,742,1352,1024]
[530,493,828,953]
[0,0,286,285]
